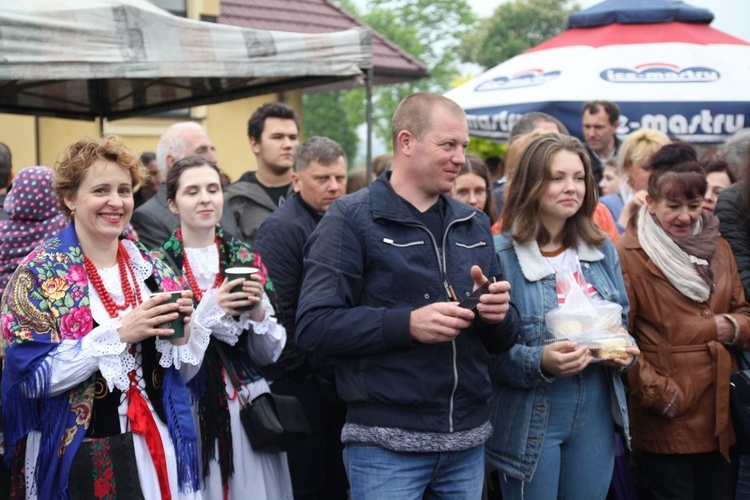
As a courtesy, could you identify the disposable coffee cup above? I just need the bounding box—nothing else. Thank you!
[153,291,186,339]
[225,267,259,312]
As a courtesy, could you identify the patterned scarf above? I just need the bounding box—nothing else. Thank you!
[637,205,719,302]
[160,226,274,489]
[1,224,200,499]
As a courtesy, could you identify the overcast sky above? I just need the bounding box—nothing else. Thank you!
[348,1,749,42]
[470,0,750,42]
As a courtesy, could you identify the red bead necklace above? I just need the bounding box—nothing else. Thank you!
[178,230,223,303]
[84,241,143,318]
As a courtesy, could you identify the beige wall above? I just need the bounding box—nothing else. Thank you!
[38,118,101,168]
[208,91,303,182]
[0,90,303,183]
[2,1,305,181]
[103,116,176,163]
[0,114,36,173]
[0,115,100,171]
[198,0,220,17]
[188,0,219,19]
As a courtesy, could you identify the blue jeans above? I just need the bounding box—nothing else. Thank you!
[500,364,615,500]
[343,443,485,499]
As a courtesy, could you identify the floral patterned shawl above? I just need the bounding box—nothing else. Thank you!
[1,223,198,499]
[160,226,272,290]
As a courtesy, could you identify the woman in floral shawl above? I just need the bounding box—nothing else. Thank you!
[158,155,292,499]
[1,136,212,499]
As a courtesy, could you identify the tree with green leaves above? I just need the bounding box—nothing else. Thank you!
[303,90,362,164]
[362,0,476,141]
[303,0,476,166]
[459,0,579,71]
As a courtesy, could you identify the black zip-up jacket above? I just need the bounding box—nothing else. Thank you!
[296,174,519,433]
[254,193,324,381]
[716,182,750,298]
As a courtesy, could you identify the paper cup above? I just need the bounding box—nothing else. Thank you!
[152,290,186,339]
[225,267,259,312]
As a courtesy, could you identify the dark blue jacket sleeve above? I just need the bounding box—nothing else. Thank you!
[474,302,520,354]
[295,202,414,357]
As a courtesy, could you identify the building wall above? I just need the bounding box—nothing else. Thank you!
[207,92,303,182]
[1,0,303,182]
[0,90,302,183]
[0,114,37,172]
[38,118,101,168]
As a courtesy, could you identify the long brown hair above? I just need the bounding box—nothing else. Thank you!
[502,133,604,248]
[458,154,496,222]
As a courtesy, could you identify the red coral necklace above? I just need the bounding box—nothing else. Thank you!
[178,229,223,303]
[84,240,142,318]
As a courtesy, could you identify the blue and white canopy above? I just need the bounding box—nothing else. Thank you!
[445,0,750,144]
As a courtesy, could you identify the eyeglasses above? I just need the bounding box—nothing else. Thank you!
[455,188,489,200]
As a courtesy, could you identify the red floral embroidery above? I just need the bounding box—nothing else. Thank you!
[93,477,111,498]
[90,438,116,499]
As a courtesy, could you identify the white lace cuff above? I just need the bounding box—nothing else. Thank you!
[194,288,243,345]
[242,293,278,335]
[199,290,279,345]
[155,317,211,369]
[82,319,131,392]
[243,294,287,366]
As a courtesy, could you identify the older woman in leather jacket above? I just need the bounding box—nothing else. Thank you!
[616,152,750,500]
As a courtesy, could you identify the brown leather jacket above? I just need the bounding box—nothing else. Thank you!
[616,227,750,459]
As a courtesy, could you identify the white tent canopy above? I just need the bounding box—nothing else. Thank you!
[0,0,373,120]
[445,0,750,144]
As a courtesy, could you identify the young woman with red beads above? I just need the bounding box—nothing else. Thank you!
[1,136,213,499]
[158,155,292,500]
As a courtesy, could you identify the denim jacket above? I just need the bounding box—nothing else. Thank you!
[485,232,632,482]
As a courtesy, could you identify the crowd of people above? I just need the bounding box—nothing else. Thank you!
[0,93,748,500]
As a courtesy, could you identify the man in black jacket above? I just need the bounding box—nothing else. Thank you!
[254,136,348,500]
[225,102,300,244]
[581,100,621,185]
[296,93,520,499]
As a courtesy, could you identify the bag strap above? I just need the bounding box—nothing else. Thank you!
[214,341,251,407]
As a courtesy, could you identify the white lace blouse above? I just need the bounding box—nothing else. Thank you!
[24,240,213,499]
[183,243,285,367]
[44,239,212,394]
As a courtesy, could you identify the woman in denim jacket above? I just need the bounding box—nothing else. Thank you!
[486,133,639,499]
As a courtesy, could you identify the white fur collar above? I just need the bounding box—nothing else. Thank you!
[514,239,605,282]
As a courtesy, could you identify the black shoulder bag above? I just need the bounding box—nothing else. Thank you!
[214,342,311,453]
[730,349,750,453]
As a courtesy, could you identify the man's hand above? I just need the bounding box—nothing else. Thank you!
[410,302,475,344]
[470,265,511,324]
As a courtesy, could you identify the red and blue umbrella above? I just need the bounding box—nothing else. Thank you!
[445,0,750,144]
